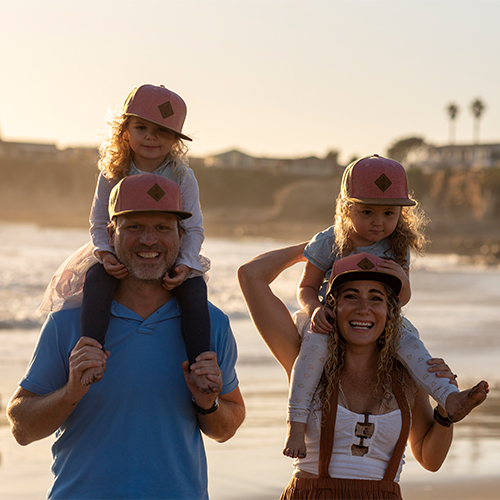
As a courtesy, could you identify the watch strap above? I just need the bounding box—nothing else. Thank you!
[192,397,219,415]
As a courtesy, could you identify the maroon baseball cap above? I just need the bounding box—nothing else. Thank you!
[341,154,415,206]
[326,252,402,298]
[109,174,192,220]
[122,84,192,141]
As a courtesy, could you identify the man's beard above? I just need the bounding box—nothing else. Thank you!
[115,243,178,283]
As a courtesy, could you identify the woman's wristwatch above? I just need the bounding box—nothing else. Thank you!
[192,397,219,415]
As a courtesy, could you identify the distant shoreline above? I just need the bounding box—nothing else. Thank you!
[202,217,500,267]
[1,215,499,267]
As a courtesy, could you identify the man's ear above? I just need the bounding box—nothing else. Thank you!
[107,222,116,248]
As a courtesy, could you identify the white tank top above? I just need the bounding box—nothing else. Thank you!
[294,405,407,482]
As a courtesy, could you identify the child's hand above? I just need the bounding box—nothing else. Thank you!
[162,264,190,290]
[311,306,335,334]
[375,259,411,305]
[101,252,128,279]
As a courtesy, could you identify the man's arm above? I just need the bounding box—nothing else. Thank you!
[8,386,86,446]
[7,337,108,446]
[195,387,245,443]
[182,352,245,443]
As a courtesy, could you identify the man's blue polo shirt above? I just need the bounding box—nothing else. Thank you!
[20,298,239,499]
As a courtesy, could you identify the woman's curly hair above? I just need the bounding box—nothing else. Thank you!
[97,110,189,182]
[318,284,405,415]
[333,194,429,269]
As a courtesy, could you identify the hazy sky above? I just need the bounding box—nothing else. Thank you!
[1,0,498,164]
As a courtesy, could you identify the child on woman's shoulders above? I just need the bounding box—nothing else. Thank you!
[285,154,483,459]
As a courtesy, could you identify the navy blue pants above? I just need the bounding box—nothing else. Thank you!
[80,263,211,364]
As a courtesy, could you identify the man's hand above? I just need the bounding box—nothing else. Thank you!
[7,337,110,446]
[162,264,190,290]
[182,351,222,407]
[69,337,110,391]
[100,251,128,279]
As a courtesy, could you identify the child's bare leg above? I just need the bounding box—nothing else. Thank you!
[283,421,307,459]
[446,380,489,422]
[81,364,105,386]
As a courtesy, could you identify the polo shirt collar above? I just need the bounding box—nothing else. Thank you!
[110,297,181,325]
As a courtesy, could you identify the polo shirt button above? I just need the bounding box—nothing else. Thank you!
[137,326,154,335]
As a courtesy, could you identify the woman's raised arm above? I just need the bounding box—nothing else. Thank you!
[237,243,308,379]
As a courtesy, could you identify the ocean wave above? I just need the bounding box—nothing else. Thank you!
[0,317,44,330]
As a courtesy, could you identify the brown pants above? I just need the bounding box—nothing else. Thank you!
[280,476,402,500]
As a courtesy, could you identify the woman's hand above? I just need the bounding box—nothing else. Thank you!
[311,306,335,334]
[427,357,458,386]
[162,264,190,290]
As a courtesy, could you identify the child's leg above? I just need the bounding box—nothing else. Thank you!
[284,326,328,459]
[172,276,215,393]
[397,318,459,408]
[400,318,489,422]
[80,263,118,385]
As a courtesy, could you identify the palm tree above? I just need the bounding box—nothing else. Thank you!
[470,98,486,144]
[446,103,459,144]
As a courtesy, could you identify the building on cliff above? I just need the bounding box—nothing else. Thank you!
[416,142,500,171]
[203,148,343,176]
[0,137,99,163]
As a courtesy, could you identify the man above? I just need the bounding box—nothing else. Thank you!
[7,174,245,499]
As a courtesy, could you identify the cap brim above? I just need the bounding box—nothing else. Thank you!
[348,197,416,206]
[327,270,402,297]
[112,208,192,220]
[124,113,193,141]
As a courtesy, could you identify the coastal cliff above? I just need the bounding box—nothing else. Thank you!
[196,166,500,264]
[1,157,499,263]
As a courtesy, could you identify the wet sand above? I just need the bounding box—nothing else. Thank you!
[1,328,499,500]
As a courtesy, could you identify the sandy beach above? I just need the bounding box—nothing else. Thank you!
[1,227,499,499]
[1,324,499,500]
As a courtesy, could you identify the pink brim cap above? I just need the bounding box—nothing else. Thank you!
[122,84,192,141]
[341,154,416,206]
[109,174,192,220]
[326,252,402,297]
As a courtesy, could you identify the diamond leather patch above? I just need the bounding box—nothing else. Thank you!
[374,173,392,192]
[357,257,375,270]
[148,184,166,201]
[158,101,174,119]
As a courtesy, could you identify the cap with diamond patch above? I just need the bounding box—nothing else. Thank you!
[340,154,415,206]
[325,252,402,300]
[108,174,192,220]
[122,84,192,141]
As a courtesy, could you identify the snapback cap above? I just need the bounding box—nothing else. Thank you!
[326,252,402,299]
[122,84,192,141]
[341,154,415,206]
[109,174,192,220]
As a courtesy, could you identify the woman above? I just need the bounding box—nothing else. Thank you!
[238,244,488,500]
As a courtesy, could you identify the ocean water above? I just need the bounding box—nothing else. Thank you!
[0,222,499,499]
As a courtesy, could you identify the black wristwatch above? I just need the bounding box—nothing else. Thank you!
[433,407,453,427]
[192,397,219,415]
